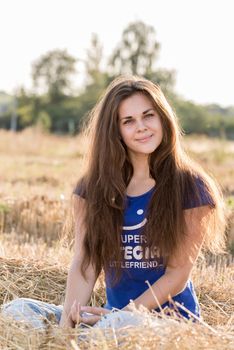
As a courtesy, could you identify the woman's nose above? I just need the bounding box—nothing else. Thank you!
[136,119,147,131]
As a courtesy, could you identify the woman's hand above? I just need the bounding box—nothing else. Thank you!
[69,300,82,326]
[78,305,111,326]
[69,301,110,327]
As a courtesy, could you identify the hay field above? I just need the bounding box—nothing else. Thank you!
[0,128,233,349]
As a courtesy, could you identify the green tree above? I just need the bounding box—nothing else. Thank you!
[36,110,52,132]
[32,49,77,103]
[109,21,175,93]
[145,69,176,96]
[109,21,160,76]
[16,87,36,129]
[77,34,110,130]
[85,34,107,86]
[173,99,210,134]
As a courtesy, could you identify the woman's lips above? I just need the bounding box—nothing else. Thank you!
[136,134,153,143]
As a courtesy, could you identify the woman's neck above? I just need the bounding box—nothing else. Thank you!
[126,155,155,196]
[129,153,151,181]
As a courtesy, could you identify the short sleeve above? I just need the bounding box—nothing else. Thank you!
[183,177,215,210]
[73,179,86,199]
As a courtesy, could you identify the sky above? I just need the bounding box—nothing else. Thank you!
[0,0,233,107]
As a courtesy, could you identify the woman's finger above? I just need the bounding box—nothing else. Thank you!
[80,314,101,326]
[70,301,81,324]
[80,306,110,316]
[70,302,76,323]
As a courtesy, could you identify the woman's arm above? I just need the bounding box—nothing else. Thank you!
[59,195,98,328]
[124,205,212,311]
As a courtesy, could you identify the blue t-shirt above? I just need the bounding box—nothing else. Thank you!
[74,177,214,319]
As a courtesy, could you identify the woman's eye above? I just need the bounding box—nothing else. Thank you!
[123,119,133,125]
[145,114,154,118]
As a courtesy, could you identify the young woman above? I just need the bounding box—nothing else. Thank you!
[59,75,226,327]
[2,75,226,329]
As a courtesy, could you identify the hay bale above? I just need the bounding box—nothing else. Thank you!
[0,257,67,305]
[0,257,105,307]
[0,306,233,350]
[194,255,234,326]
[0,256,233,349]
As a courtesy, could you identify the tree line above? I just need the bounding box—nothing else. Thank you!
[0,21,234,138]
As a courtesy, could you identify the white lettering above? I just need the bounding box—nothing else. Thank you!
[133,245,143,260]
[124,246,132,260]
[121,235,128,244]
[109,260,162,269]
[121,234,149,244]
[134,235,140,243]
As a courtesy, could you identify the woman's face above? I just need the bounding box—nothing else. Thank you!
[118,93,163,159]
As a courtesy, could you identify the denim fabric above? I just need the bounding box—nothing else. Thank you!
[1,298,63,328]
[1,298,150,329]
[94,309,152,328]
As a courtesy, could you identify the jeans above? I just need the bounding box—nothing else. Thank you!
[1,298,152,329]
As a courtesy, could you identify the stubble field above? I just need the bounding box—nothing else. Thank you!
[0,128,233,349]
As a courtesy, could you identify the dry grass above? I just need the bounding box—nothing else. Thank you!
[0,255,233,349]
[182,134,234,195]
[0,255,233,324]
[0,195,69,244]
[194,256,234,326]
[0,128,233,349]
[0,312,233,350]
[0,257,105,307]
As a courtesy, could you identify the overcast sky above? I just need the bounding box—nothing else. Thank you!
[1,0,233,107]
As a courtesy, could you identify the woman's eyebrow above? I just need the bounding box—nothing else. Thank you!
[121,108,154,120]
[142,108,154,115]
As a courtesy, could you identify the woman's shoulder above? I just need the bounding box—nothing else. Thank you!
[182,174,216,210]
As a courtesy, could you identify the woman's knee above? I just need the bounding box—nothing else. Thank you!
[1,297,49,328]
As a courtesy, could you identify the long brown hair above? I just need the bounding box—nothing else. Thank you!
[74,75,226,282]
